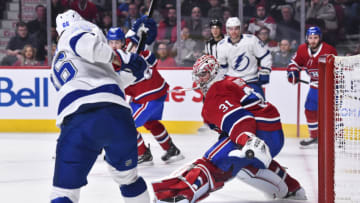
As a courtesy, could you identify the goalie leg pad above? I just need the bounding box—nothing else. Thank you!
[50,186,80,203]
[152,158,231,203]
[237,165,288,199]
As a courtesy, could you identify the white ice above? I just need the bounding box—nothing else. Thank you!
[0,131,318,203]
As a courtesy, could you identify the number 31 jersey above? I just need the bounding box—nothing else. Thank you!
[202,77,282,146]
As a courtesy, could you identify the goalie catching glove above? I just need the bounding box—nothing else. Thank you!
[229,133,272,168]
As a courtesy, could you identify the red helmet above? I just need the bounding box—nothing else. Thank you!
[192,55,219,93]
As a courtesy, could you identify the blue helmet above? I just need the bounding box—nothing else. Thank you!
[106,27,125,41]
[306,26,322,40]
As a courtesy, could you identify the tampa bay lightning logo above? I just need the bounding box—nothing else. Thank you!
[234,52,250,72]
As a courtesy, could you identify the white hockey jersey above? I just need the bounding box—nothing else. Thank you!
[216,34,272,83]
[50,20,131,126]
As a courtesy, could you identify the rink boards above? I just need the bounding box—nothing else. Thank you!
[0,66,314,137]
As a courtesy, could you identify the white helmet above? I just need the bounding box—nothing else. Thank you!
[56,9,83,35]
[226,17,241,28]
[192,55,219,94]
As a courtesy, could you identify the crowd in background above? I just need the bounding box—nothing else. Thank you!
[1,0,360,67]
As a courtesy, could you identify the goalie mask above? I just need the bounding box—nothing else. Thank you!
[192,55,219,95]
[56,9,83,35]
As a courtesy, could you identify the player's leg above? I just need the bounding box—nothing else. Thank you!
[237,160,307,200]
[141,95,184,163]
[130,101,153,165]
[50,104,117,203]
[301,87,318,147]
[104,104,150,203]
[152,158,232,203]
[236,129,306,199]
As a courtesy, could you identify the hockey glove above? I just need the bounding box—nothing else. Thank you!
[127,15,157,46]
[258,68,270,85]
[229,136,272,168]
[287,70,299,85]
[114,49,149,82]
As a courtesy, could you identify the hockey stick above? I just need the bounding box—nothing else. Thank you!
[136,0,157,54]
[168,87,199,93]
[299,79,309,84]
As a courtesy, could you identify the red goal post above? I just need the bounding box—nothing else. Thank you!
[318,54,360,203]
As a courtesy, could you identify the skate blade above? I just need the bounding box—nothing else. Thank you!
[138,160,154,166]
[164,154,185,164]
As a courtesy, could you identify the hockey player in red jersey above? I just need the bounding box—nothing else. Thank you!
[152,55,307,203]
[287,26,337,147]
[107,17,184,165]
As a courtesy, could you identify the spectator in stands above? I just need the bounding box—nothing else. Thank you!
[13,44,41,66]
[123,3,140,29]
[306,0,338,45]
[244,0,259,21]
[99,12,112,36]
[27,4,47,62]
[276,5,300,48]
[140,0,162,23]
[256,26,279,53]
[172,27,197,66]
[155,42,177,67]
[186,6,206,42]
[181,0,211,17]
[157,6,186,45]
[342,1,360,35]
[207,0,223,20]
[222,7,232,33]
[248,2,277,40]
[43,43,58,66]
[27,4,46,35]
[51,0,69,26]
[1,22,36,66]
[71,0,99,23]
[272,39,294,67]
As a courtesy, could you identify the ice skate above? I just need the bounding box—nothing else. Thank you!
[300,137,318,148]
[284,187,307,200]
[161,141,184,163]
[138,145,153,166]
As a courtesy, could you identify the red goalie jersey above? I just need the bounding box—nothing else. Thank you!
[288,42,337,86]
[202,77,282,146]
[125,50,169,104]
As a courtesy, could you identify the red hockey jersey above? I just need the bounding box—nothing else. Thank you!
[287,42,337,87]
[202,77,282,146]
[125,50,169,104]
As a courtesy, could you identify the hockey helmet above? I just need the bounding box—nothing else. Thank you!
[226,17,241,28]
[56,9,83,35]
[209,19,222,28]
[107,27,125,41]
[306,26,322,41]
[192,55,219,93]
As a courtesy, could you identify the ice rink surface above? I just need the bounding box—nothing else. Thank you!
[0,131,318,203]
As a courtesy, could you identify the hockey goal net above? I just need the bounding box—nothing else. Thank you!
[318,54,360,203]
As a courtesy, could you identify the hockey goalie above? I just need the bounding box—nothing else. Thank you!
[152,55,307,203]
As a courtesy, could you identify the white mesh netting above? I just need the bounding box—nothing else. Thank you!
[333,55,360,202]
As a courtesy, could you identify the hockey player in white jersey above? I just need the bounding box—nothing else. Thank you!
[50,10,150,203]
[217,17,272,98]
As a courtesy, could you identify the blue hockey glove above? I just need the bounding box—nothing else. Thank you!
[131,15,157,45]
[115,49,148,82]
[258,74,270,85]
[258,68,270,85]
[287,70,299,85]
